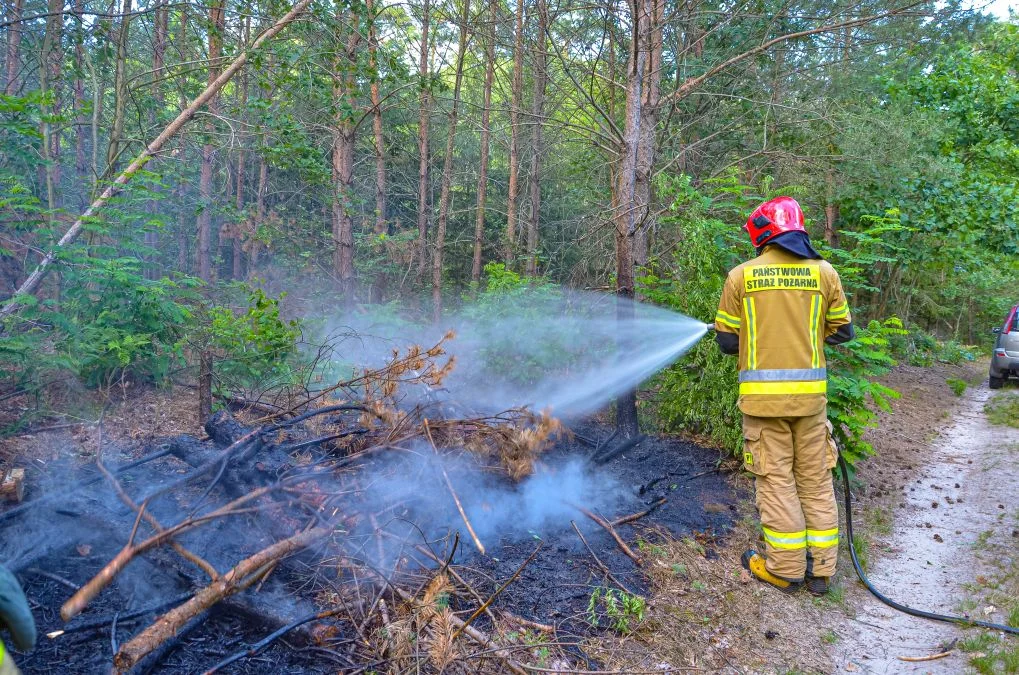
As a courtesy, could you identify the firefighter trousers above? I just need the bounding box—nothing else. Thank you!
[742,411,839,580]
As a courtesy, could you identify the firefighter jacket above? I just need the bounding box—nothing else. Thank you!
[714,245,852,417]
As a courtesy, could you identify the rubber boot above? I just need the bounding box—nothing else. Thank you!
[741,550,802,594]
[805,551,830,596]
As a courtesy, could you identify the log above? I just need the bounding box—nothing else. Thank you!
[112,526,331,672]
[1,468,25,502]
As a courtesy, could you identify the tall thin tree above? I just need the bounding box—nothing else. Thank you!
[432,0,470,320]
[471,0,497,285]
[416,0,432,276]
[196,0,226,282]
[525,0,548,276]
[504,0,524,267]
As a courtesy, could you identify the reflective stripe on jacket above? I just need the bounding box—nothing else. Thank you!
[714,246,852,417]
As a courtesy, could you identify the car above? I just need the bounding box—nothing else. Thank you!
[990,304,1019,389]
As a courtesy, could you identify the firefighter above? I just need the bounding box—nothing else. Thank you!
[714,196,854,596]
[0,564,35,675]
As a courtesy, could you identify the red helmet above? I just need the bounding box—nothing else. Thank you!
[745,196,806,247]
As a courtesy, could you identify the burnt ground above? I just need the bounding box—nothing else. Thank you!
[0,396,738,674]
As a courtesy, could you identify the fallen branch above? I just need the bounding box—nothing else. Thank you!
[425,419,485,555]
[94,427,219,582]
[47,591,194,639]
[498,610,555,633]
[569,503,642,566]
[0,0,317,324]
[61,486,274,621]
[571,521,633,595]
[113,525,332,672]
[452,542,542,640]
[202,606,347,674]
[897,651,953,663]
[611,497,667,527]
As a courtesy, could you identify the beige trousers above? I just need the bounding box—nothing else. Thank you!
[742,411,839,579]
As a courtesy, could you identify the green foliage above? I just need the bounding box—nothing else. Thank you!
[984,393,1019,428]
[8,257,197,389]
[946,377,967,396]
[202,289,302,395]
[640,174,748,449]
[825,318,904,468]
[586,587,646,634]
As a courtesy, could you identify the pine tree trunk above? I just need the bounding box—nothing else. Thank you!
[631,0,663,274]
[505,0,524,267]
[40,0,63,210]
[144,0,167,280]
[432,0,469,322]
[525,0,548,277]
[331,4,360,299]
[416,0,432,277]
[3,0,23,94]
[106,0,132,177]
[73,0,88,184]
[197,0,225,282]
[613,0,661,437]
[472,0,497,286]
[233,13,251,280]
[368,0,387,236]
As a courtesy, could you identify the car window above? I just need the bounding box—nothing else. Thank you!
[1013,311,1019,332]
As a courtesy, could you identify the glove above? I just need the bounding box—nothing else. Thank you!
[0,565,35,653]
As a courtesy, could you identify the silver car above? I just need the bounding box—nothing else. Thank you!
[990,305,1019,389]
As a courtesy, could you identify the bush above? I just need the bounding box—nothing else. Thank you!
[201,288,303,397]
[825,318,904,468]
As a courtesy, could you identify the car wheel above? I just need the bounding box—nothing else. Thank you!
[990,376,1004,389]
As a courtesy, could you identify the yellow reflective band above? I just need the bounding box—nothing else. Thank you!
[762,526,807,550]
[807,528,840,548]
[740,380,827,396]
[743,264,821,293]
[744,297,758,370]
[715,310,741,329]
[826,304,849,320]
[809,294,821,369]
[0,639,5,666]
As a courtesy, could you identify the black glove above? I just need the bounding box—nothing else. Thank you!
[0,565,35,652]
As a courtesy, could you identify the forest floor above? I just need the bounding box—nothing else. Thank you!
[597,359,1019,674]
[3,360,1017,673]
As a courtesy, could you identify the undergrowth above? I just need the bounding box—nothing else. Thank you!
[985,394,1019,427]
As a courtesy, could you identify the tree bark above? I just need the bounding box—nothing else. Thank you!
[368,0,386,236]
[233,12,251,280]
[416,0,432,277]
[612,0,660,437]
[505,0,524,267]
[197,0,226,282]
[432,0,469,321]
[145,0,168,280]
[331,3,361,298]
[106,0,132,177]
[472,0,497,286]
[3,0,23,94]
[40,0,63,210]
[0,0,318,323]
[73,0,88,184]
[525,0,548,277]
[631,0,662,273]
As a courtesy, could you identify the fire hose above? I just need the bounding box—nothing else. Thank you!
[838,453,1019,636]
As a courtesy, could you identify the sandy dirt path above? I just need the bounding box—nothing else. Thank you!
[833,381,1019,673]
